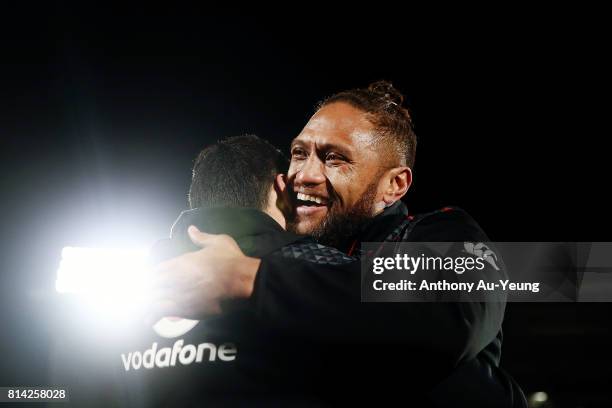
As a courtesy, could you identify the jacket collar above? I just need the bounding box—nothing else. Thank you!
[170,207,304,257]
[355,201,409,244]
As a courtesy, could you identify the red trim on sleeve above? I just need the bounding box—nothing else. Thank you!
[347,239,358,257]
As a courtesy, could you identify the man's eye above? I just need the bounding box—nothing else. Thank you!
[325,153,345,164]
[291,148,307,160]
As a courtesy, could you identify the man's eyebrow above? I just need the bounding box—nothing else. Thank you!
[317,142,353,157]
[290,139,307,149]
[290,140,353,156]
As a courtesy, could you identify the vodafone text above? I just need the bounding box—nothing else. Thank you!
[121,340,237,371]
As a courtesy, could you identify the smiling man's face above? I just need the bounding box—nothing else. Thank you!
[286,102,390,243]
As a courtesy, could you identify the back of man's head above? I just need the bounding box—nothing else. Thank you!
[189,135,288,210]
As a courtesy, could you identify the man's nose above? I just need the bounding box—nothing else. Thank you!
[294,156,326,187]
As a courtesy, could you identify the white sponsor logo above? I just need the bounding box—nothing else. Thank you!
[120,317,238,371]
[121,339,237,371]
[152,317,199,339]
[464,242,500,270]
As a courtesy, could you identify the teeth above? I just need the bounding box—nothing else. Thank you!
[297,192,326,204]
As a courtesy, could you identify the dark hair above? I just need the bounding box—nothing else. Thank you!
[318,80,417,168]
[189,135,288,210]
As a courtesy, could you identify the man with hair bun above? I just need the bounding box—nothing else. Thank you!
[149,82,527,407]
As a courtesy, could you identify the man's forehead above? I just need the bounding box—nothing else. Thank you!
[293,102,376,149]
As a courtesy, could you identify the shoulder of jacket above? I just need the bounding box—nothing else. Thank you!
[272,241,357,265]
[395,206,488,242]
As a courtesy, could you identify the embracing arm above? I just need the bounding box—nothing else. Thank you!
[149,213,505,365]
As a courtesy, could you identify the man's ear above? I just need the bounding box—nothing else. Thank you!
[382,167,412,206]
[273,174,291,216]
[274,173,287,194]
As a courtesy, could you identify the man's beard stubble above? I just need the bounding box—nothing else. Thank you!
[287,179,379,251]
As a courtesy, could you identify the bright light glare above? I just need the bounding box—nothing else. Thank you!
[529,391,548,407]
[57,246,149,294]
[532,391,548,402]
[56,246,151,320]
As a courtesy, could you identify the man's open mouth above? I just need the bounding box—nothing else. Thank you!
[295,192,329,216]
[296,192,328,206]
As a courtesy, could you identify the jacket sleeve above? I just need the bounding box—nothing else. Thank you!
[405,207,507,360]
[249,207,506,366]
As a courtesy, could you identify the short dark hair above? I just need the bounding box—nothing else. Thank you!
[318,80,417,168]
[189,135,288,210]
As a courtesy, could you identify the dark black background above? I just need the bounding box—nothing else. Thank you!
[0,6,609,407]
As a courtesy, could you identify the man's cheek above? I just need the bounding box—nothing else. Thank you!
[287,164,299,180]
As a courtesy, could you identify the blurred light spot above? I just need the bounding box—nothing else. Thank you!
[528,391,550,407]
[532,392,548,402]
[57,246,149,294]
[56,246,151,321]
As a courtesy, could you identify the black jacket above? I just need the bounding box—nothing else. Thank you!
[116,208,329,407]
[251,202,526,407]
[114,204,525,407]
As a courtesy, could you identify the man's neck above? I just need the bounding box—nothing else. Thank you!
[264,205,287,230]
